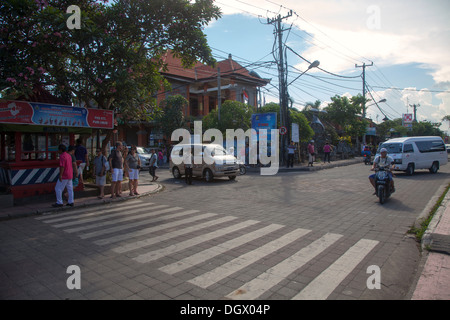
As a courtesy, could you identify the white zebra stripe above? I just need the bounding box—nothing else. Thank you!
[55,204,168,229]
[37,201,147,222]
[65,207,196,234]
[160,224,285,275]
[188,228,311,289]
[292,239,379,300]
[111,214,237,252]
[93,212,220,245]
[78,207,190,240]
[225,233,343,300]
[133,220,260,263]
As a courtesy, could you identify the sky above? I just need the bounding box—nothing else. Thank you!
[203,0,450,133]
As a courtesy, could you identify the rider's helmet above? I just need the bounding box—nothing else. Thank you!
[380,148,388,154]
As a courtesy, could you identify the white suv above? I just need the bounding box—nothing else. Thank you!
[170,143,240,182]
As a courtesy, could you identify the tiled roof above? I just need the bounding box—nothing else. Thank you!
[160,51,269,85]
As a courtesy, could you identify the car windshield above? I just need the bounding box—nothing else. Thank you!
[378,143,403,154]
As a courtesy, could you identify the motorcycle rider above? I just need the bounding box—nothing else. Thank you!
[369,148,395,195]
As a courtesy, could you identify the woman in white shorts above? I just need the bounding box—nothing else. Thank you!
[126,146,141,196]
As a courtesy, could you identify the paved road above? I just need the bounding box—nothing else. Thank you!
[1,162,449,301]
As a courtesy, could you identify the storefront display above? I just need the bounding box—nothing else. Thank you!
[0,99,114,200]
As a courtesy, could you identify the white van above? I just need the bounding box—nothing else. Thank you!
[170,143,240,182]
[376,136,447,175]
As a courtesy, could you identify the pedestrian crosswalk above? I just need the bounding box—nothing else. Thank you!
[35,200,379,300]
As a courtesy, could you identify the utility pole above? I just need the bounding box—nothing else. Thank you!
[217,67,221,122]
[355,62,373,145]
[409,104,420,122]
[267,11,292,166]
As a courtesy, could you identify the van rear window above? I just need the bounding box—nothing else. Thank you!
[378,143,403,154]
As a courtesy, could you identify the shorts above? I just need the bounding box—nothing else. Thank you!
[128,168,139,180]
[111,168,123,182]
[96,175,106,186]
[78,162,86,175]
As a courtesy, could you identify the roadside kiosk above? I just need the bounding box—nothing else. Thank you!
[0,98,113,201]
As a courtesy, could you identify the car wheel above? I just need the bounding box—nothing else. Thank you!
[204,169,213,182]
[429,161,439,174]
[173,167,181,179]
[406,163,414,176]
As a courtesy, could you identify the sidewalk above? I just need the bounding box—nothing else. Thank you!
[0,182,164,221]
[246,156,362,173]
[410,190,450,300]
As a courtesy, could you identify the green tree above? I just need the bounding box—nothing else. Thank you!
[410,120,444,137]
[0,0,221,147]
[202,100,253,133]
[157,95,188,139]
[323,94,369,139]
[259,102,313,142]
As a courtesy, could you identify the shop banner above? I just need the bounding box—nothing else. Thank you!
[0,100,114,129]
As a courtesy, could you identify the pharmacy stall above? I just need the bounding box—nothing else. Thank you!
[0,100,113,199]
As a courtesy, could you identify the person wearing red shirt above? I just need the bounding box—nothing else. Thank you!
[52,144,74,207]
[307,140,315,167]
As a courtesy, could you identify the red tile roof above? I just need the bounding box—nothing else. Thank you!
[160,51,269,85]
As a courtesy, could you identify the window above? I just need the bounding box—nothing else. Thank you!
[21,133,68,161]
[415,140,445,153]
[378,143,402,154]
[403,144,414,153]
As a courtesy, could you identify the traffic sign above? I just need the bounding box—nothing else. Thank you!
[279,126,287,135]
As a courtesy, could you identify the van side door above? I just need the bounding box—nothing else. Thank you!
[403,143,416,168]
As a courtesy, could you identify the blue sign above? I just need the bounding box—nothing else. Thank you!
[251,113,277,142]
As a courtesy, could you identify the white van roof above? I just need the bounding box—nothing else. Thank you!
[382,136,444,144]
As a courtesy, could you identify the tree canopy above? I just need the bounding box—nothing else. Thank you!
[0,0,221,122]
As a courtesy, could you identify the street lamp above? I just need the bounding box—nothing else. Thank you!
[288,60,320,86]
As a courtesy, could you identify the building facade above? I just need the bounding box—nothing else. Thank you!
[120,51,270,148]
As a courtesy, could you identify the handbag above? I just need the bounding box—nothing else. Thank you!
[103,156,110,171]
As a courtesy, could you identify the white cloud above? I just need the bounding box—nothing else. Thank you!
[213,0,450,130]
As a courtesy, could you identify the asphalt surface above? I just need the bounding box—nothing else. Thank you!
[0,158,448,302]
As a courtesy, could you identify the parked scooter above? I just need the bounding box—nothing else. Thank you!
[374,167,393,204]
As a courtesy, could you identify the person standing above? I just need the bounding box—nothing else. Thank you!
[75,138,88,184]
[323,142,332,163]
[52,144,74,207]
[307,140,315,167]
[94,148,107,199]
[63,145,78,201]
[287,141,296,168]
[149,149,159,182]
[126,145,141,196]
[108,142,124,198]
[183,149,193,185]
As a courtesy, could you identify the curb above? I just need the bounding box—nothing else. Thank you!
[421,187,450,251]
[245,158,361,173]
[0,183,164,221]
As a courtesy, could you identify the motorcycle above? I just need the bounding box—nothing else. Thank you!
[362,150,372,165]
[374,167,393,204]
